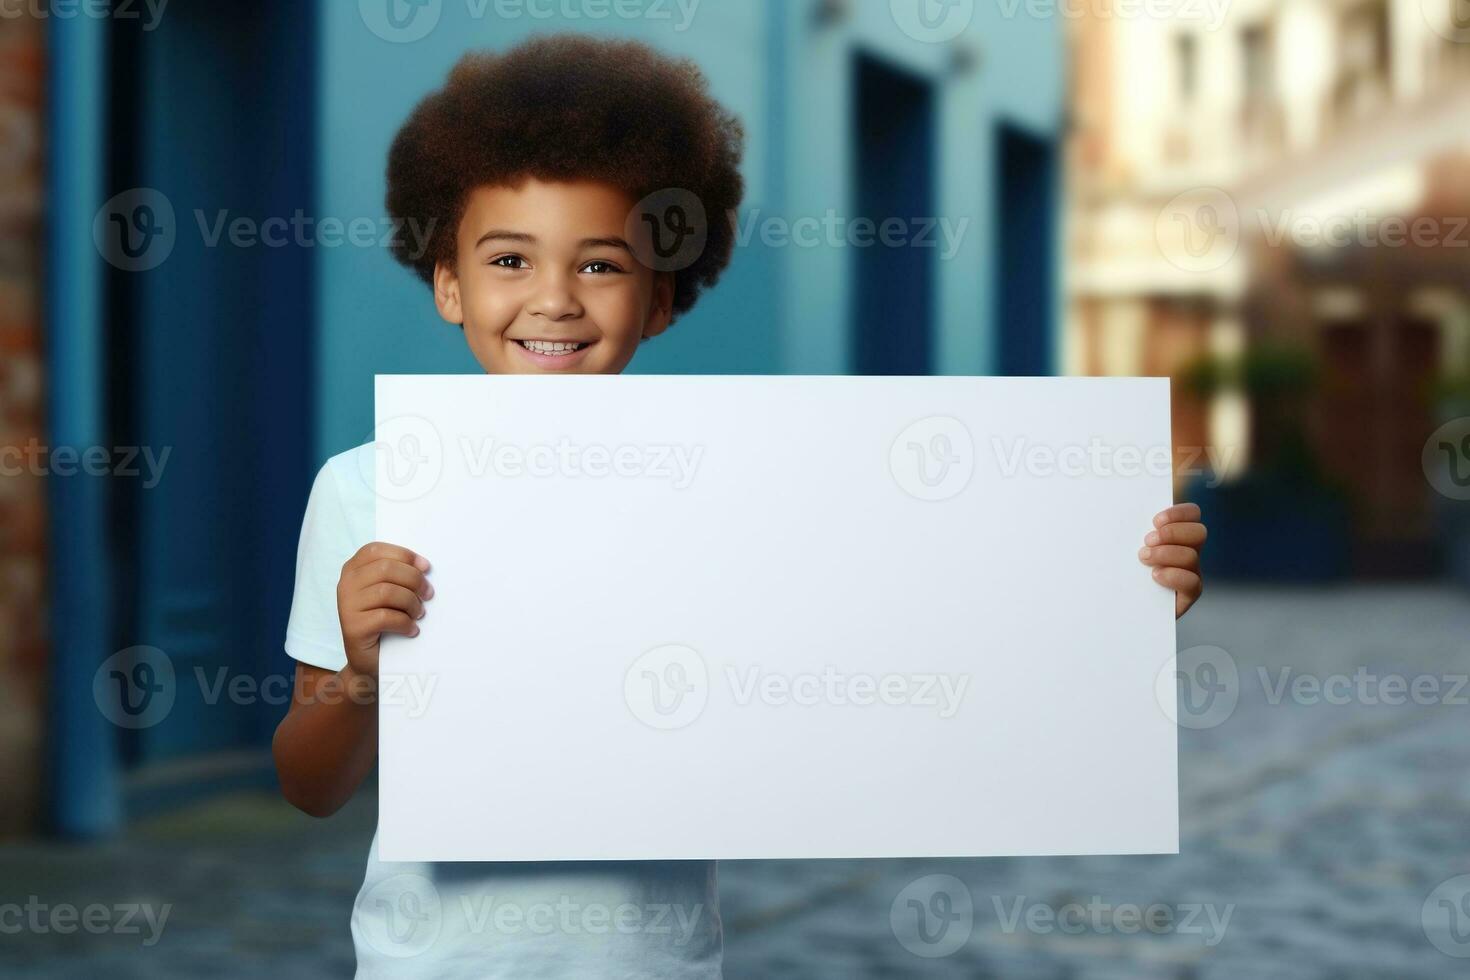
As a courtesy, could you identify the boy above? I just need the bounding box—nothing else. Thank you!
[272,34,1206,978]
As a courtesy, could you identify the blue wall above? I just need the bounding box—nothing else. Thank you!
[314,0,1063,460]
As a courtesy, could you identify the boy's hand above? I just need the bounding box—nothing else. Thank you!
[1138,503,1206,619]
[337,542,433,687]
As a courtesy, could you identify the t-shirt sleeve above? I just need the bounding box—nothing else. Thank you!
[284,459,359,672]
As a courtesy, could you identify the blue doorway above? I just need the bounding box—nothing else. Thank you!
[851,53,936,376]
[993,120,1059,376]
[48,3,318,832]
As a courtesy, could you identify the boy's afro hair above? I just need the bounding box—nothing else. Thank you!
[386,34,745,319]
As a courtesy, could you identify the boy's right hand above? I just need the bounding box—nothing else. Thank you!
[337,542,433,686]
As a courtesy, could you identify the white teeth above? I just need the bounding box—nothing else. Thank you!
[520,340,585,355]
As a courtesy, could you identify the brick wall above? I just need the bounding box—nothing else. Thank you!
[0,10,46,837]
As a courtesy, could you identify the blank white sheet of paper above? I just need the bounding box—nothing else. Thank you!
[374,375,1178,862]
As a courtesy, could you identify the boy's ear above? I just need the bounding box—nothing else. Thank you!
[642,271,675,340]
[433,261,464,326]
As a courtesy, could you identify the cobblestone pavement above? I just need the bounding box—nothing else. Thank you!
[3,586,1469,978]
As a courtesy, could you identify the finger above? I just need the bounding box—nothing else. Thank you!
[1145,522,1207,549]
[1137,544,1199,572]
[1153,503,1201,527]
[367,608,420,638]
[357,582,427,620]
[1176,590,1198,619]
[347,559,434,599]
[346,541,431,573]
[1152,566,1201,597]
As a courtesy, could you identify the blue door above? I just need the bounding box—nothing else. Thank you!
[852,53,936,376]
[994,121,1059,376]
[49,3,318,830]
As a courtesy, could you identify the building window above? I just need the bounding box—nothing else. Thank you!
[1241,24,1273,108]
[1336,0,1390,120]
[1239,24,1281,152]
[1175,33,1198,105]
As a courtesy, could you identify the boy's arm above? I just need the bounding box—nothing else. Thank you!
[272,662,380,818]
[273,541,432,817]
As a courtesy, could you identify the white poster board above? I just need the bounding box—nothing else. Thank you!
[374,375,1178,862]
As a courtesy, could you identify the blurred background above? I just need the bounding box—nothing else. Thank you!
[2,0,1470,976]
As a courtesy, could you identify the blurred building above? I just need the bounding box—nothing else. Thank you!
[0,10,44,837]
[12,2,1065,838]
[1066,0,1470,576]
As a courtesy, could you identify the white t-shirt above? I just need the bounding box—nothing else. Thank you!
[285,445,723,979]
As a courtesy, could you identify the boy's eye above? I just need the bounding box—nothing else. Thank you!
[580,260,624,275]
[490,254,528,269]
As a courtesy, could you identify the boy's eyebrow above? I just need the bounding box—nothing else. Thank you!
[471,232,634,254]
[474,230,536,248]
[580,236,634,254]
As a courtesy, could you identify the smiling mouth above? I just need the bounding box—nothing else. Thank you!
[514,339,591,356]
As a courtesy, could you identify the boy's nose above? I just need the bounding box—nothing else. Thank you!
[525,274,584,321]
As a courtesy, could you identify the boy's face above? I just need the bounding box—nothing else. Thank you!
[433,179,674,375]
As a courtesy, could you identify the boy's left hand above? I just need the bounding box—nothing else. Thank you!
[1139,503,1207,619]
